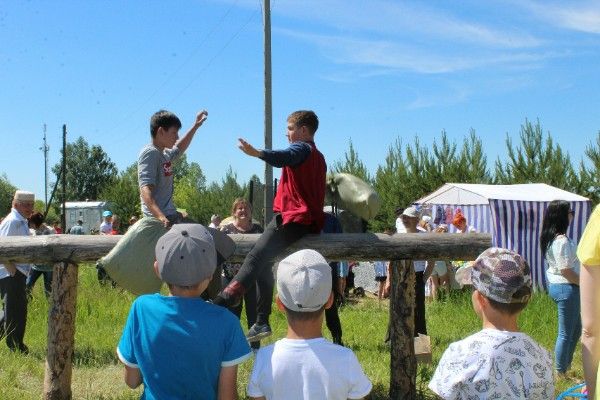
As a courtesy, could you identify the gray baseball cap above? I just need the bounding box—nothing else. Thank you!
[471,247,532,304]
[277,249,332,312]
[155,224,234,286]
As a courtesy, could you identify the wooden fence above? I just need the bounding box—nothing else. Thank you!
[0,232,491,399]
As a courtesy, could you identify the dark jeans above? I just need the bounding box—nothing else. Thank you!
[0,271,28,350]
[227,214,310,325]
[414,271,427,336]
[26,268,53,298]
[325,262,343,344]
[223,275,260,349]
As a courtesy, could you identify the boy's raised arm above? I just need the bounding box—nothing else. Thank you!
[217,365,239,400]
[175,110,208,154]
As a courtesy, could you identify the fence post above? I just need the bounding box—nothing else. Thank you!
[44,262,78,400]
[389,260,416,399]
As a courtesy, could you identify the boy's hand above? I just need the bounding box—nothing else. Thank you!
[195,110,208,127]
[238,138,261,158]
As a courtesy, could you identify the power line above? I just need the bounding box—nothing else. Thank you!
[114,0,243,129]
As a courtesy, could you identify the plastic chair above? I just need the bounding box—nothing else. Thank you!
[556,382,587,399]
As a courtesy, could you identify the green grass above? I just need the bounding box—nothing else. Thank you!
[0,267,583,399]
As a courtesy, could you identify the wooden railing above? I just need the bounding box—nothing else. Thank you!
[0,232,491,400]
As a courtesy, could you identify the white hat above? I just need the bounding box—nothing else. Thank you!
[155,224,217,286]
[277,249,332,312]
[14,190,34,202]
[402,206,419,218]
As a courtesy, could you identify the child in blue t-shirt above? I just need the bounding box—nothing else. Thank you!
[117,224,251,400]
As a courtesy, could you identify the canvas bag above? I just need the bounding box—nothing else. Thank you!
[326,172,380,221]
[100,217,167,295]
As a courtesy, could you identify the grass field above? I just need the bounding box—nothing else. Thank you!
[0,265,583,399]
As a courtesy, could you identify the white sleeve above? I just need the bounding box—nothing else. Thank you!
[556,237,575,270]
[346,351,373,399]
[246,350,265,398]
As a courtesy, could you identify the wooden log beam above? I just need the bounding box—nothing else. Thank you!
[0,232,491,264]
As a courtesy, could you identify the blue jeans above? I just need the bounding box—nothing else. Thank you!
[548,283,581,372]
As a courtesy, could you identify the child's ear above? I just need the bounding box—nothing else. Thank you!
[275,296,286,312]
[324,292,334,310]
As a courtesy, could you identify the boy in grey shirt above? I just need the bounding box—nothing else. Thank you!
[138,109,207,227]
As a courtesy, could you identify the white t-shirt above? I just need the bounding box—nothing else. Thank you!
[545,235,580,285]
[99,221,112,234]
[429,329,554,399]
[247,337,372,400]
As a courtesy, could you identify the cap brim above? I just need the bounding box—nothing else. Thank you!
[206,226,236,266]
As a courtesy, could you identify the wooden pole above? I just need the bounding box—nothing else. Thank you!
[43,262,78,400]
[389,259,416,399]
[263,0,273,226]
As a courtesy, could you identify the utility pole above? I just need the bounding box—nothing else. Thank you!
[40,124,49,206]
[263,0,273,226]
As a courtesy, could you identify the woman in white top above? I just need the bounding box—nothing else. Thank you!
[540,200,580,374]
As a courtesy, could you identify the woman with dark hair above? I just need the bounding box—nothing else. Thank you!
[540,199,580,376]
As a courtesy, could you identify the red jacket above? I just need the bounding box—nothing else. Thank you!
[273,142,326,232]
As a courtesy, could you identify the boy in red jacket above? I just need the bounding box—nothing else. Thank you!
[214,110,326,342]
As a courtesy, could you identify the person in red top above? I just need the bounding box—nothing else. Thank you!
[214,110,326,342]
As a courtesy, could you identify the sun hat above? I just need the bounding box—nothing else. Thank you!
[402,206,419,218]
[102,210,113,217]
[471,247,532,304]
[14,190,34,202]
[155,224,235,286]
[277,249,332,312]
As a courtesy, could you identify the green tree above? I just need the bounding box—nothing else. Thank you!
[52,136,118,201]
[0,174,17,217]
[100,163,140,228]
[578,132,600,204]
[494,119,579,191]
[373,139,410,232]
[173,161,208,222]
[331,139,372,182]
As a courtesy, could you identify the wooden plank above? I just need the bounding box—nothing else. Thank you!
[0,232,491,264]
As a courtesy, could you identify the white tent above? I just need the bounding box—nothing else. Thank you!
[415,183,591,289]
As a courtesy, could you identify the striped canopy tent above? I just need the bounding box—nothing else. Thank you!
[415,183,592,290]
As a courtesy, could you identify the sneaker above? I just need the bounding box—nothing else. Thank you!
[246,323,272,343]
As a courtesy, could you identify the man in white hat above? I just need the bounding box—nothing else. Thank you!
[0,190,35,353]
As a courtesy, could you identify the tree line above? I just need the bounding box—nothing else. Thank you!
[0,119,598,232]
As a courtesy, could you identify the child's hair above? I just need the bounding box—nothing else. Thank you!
[282,303,325,322]
[483,285,531,315]
[287,110,319,135]
[29,212,45,227]
[540,200,571,256]
[167,281,203,292]
[150,110,182,138]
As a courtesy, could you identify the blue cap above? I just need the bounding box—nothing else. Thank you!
[102,210,113,217]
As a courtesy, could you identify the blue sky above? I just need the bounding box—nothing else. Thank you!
[1,0,599,202]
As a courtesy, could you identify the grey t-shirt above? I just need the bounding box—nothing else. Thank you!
[138,143,181,217]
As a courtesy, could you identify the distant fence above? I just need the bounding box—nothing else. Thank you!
[0,232,491,400]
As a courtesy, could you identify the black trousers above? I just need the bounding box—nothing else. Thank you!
[325,262,343,344]
[228,214,310,325]
[0,271,28,350]
[414,271,427,336]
